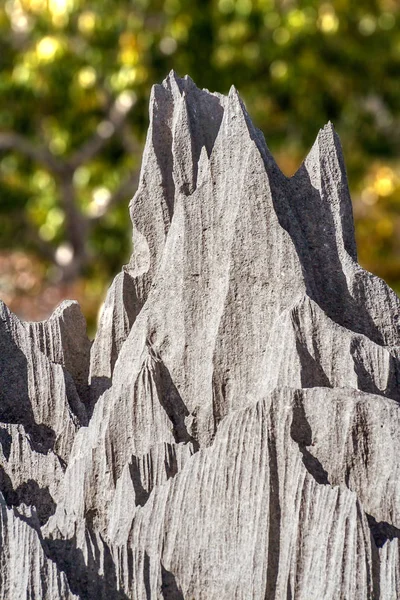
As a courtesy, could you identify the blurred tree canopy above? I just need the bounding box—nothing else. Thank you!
[1,0,400,328]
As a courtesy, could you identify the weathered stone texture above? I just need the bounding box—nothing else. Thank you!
[1,72,400,598]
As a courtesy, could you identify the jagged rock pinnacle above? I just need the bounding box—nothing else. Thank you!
[2,73,400,599]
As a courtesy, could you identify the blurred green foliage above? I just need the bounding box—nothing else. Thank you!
[1,0,400,326]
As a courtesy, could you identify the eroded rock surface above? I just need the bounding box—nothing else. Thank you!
[1,72,400,598]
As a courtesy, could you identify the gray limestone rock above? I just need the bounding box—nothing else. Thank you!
[2,72,400,598]
[0,493,78,599]
[24,300,92,405]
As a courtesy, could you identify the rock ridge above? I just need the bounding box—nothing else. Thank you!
[2,71,400,598]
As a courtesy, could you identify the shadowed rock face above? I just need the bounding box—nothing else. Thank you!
[2,72,400,599]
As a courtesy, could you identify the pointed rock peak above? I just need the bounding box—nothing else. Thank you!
[162,70,195,99]
[223,84,275,168]
[0,300,22,334]
[227,85,248,115]
[164,69,181,89]
[0,298,10,319]
[317,120,333,140]
[319,120,335,134]
[228,84,239,98]
[183,73,195,87]
[224,85,251,128]
[229,86,252,121]
[316,121,344,160]
[198,143,210,168]
[181,75,198,97]
[150,71,186,114]
[198,144,209,162]
[196,144,211,187]
[313,125,351,209]
[175,89,191,120]
[298,121,344,179]
[292,120,357,260]
[173,90,188,120]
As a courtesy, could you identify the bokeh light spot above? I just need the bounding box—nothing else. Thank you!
[359,15,377,36]
[318,5,339,34]
[77,10,96,34]
[159,37,177,55]
[77,66,97,88]
[270,60,288,80]
[55,243,74,266]
[273,27,290,45]
[36,36,61,62]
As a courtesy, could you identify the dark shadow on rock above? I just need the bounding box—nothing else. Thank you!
[151,76,225,221]
[286,580,293,600]
[63,370,89,427]
[358,504,380,599]
[266,157,385,346]
[73,379,91,408]
[89,271,143,414]
[84,507,99,530]
[387,354,400,404]
[290,392,330,486]
[130,442,187,508]
[0,426,12,460]
[295,338,331,389]
[150,83,175,220]
[0,466,18,508]
[211,370,229,435]
[90,376,112,411]
[0,309,57,454]
[350,403,371,469]
[0,466,55,525]
[367,513,400,548]
[43,530,130,600]
[164,442,180,479]
[351,338,400,404]
[144,551,151,600]
[149,344,197,449]
[16,479,56,525]
[160,561,184,600]
[0,312,36,425]
[265,431,281,599]
[366,513,400,598]
[129,458,151,507]
[26,422,57,454]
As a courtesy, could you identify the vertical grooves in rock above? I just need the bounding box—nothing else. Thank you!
[2,72,400,598]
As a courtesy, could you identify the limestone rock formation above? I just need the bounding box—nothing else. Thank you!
[1,72,400,598]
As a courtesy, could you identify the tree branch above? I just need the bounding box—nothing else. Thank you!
[67,93,136,170]
[120,124,141,155]
[59,178,89,255]
[22,216,56,263]
[0,132,63,173]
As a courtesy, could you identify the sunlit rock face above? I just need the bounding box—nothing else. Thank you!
[2,72,400,599]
